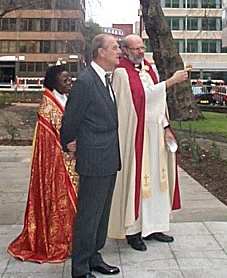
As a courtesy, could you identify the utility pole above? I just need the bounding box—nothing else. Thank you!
[138,5,143,37]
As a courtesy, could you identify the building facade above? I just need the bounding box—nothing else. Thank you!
[143,0,227,82]
[223,0,227,47]
[112,24,133,36]
[0,0,85,83]
[102,27,124,41]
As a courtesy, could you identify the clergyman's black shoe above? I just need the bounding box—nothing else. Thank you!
[143,232,174,243]
[91,261,120,275]
[73,273,96,278]
[127,236,147,251]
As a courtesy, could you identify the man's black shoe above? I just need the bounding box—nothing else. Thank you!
[127,236,147,251]
[91,261,120,275]
[143,232,174,242]
[73,273,96,278]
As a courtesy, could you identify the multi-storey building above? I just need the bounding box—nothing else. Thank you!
[102,27,124,41]
[223,0,227,47]
[0,0,85,83]
[112,24,133,36]
[143,0,227,82]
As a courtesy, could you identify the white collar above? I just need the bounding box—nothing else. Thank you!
[52,89,67,107]
[91,61,108,85]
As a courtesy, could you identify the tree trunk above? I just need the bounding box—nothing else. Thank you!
[140,0,201,120]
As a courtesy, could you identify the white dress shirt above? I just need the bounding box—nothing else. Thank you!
[91,61,114,102]
[52,89,67,108]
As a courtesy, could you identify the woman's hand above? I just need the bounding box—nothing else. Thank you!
[67,140,77,159]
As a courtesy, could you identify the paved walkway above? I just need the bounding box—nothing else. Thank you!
[0,146,227,278]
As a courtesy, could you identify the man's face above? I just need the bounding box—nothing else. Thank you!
[125,38,145,64]
[100,36,121,70]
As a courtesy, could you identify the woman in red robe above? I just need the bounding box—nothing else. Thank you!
[8,65,78,263]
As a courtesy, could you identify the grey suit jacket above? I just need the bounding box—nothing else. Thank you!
[60,65,121,176]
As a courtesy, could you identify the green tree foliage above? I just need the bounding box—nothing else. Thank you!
[84,19,102,64]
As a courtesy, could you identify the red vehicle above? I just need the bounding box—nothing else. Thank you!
[212,85,227,106]
[192,79,227,105]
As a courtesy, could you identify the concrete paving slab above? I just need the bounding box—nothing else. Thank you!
[0,205,25,225]
[177,257,227,270]
[0,146,227,277]
[2,273,63,278]
[0,256,9,273]
[170,234,222,252]
[118,241,173,261]
[174,250,227,259]
[205,222,227,234]
[172,208,227,222]
[5,258,64,274]
[212,234,227,251]
[122,268,183,278]
[170,222,210,235]
[182,269,227,278]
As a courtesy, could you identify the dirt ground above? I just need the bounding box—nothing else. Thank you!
[0,104,37,143]
[178,149,227,206]
[1,104,227,206]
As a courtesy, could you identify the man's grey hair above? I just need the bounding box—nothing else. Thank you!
[120,37,128,49]
[91,34,112,59]
[120,37,129,56]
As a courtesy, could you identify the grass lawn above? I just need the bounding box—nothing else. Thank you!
[171,112,227,139]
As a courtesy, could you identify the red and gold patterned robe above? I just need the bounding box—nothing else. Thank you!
[8,89,78,263]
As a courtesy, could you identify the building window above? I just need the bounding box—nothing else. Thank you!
[201,0,217,8]
[165,0,171,7]
[202,40,218,53]
[19,62,26,72]
[40,19,51,32]
[187,18,198,30]
[40,41,51,53]
[27,19,38,31]
[36,63,43,72]
[166,17,185,30]
[8,41,17,53]
[186,0,198,8]
[202,17,221,31]
[164,0,180,8]
[70,19,77,32]
[0,41,6,52]
[172,18,180,30]
[0,18,17,31]
[0,39,83,54]
[56,0,79,9]
[19,19,27,31]
[175,39,185,52]
[56,40,65,53]
[23,2,51,9]
[187,40,198,52]
[19,41,27,53]
[27,63,35,72]
[70,63,78,73]
[63,19,70,32]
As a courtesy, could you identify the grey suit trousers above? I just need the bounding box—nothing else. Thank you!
[71,174,117,277]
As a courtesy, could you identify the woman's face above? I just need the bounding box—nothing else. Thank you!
[55,71,72,94]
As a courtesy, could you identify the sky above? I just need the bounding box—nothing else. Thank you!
[86,0,140,27]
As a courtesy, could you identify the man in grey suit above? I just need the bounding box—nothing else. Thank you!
[60,34,122,278]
